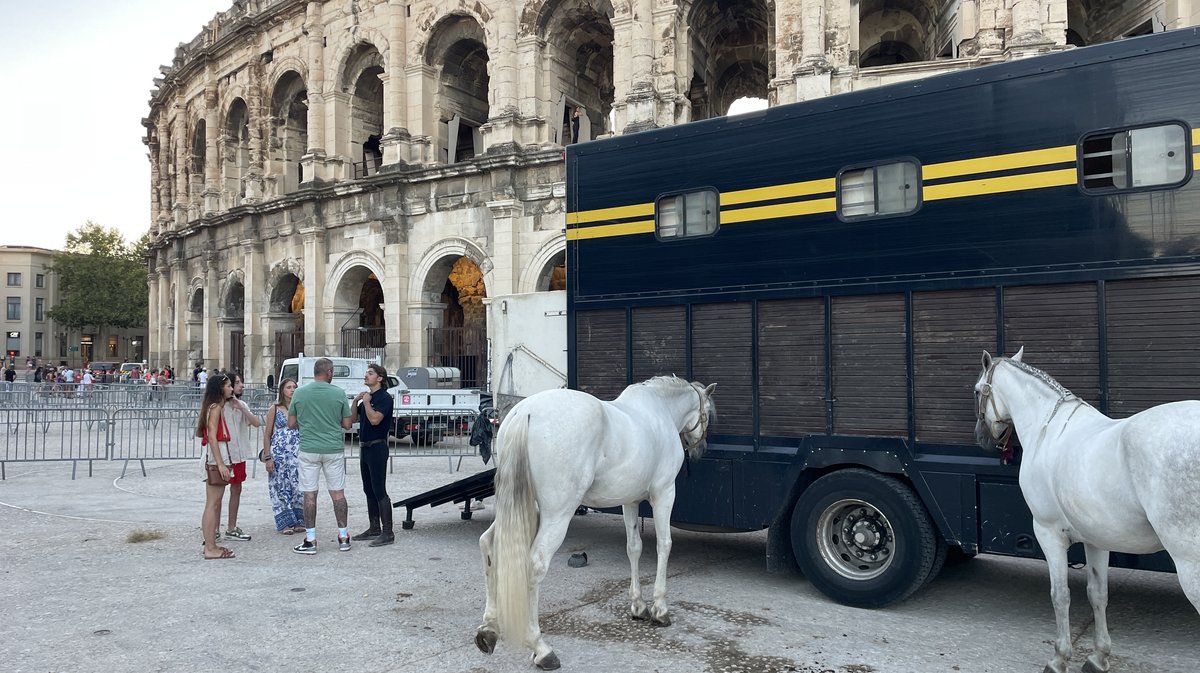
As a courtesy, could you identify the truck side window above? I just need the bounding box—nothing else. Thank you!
[837,160,921,221]
[1080,122,1190,192]
[655,189,719,240]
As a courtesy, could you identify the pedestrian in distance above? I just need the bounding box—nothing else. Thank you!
[261,378,305,535]
[197,374,236,560]
[288,357,354,554]
[220,372,263,542]
[352,363,396,547]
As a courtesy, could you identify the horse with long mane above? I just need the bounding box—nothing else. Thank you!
[474,376,717,670]
[974,348,1200,673]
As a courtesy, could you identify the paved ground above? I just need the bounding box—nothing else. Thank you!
[1,455,1196,673]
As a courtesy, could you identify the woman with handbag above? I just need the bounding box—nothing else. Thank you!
[261,378,305,534]
[197,374,236,560]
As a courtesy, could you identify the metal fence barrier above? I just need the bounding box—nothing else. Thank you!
[0,405,481,479]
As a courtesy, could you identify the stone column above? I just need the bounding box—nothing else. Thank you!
[172,263,187,372]
[244,58,265,204]
[172,106,188,228]
[960,0,1005,56]
[652,5,684,126]
[299,228,325,356]
[487,200,521,296]
[382,240,408,371]
[380,0,410,166]
[147,270,160,365]
[203,252,220,365]
[243,239,266,383]
[404,63,436,164]
[1164,0,1198,28]
[609,16,632,135]
[622,0,658,132]
[324,90,350,179]
[1009,0,1053,54]
[480,0,520,151]
[301,1,328,183]
[772,0,804,105]
[203,80,221,215]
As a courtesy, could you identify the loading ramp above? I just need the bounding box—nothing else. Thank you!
[392,468,495,529]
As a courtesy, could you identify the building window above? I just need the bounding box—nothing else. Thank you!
[34,332,42,357]
[6,272,20,287]
[6,297,19,321]
[655,189,720,240]
[107,335,119,358]
[35,274,44,289]
[1080,123,1190,192]
[837,160,921,221]
[35,297,44,322]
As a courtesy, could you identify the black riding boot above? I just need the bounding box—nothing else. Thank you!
[356,498,381,539]
[370,498,395,547]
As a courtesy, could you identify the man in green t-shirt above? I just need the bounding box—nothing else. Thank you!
[288,358,354,554]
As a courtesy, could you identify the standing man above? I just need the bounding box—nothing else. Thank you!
[221,372,262,541]
[288,357,354,554]
[352,364,395,547]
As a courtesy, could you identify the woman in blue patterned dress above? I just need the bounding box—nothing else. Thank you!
[260,378,305,534]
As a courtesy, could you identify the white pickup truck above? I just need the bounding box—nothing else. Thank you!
[277,356,480,446]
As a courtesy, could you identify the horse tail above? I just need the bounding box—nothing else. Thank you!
[493,410,538,644]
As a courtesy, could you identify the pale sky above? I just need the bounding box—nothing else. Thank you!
[0,0,232,251]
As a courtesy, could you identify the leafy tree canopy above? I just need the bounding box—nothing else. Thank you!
[46,221,149,331]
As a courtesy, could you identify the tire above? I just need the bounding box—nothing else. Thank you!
[790,468,938,608]
[411,431,438,446]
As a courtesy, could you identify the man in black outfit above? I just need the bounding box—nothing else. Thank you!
[353,363,396,546]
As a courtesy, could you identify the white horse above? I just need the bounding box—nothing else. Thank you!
[474,376,717,670]
[974,348,1200,673]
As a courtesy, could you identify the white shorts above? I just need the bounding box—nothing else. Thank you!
[298,451,346,492]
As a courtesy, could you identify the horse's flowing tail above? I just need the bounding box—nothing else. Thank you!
[493,411,538,644]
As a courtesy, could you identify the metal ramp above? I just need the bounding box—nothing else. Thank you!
[392,468,495,529]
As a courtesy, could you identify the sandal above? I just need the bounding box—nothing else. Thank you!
[203,547,236,560]
[291,525,306,534]
[281,528,295,535]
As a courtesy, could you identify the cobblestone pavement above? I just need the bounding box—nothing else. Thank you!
[1,457,1196,673]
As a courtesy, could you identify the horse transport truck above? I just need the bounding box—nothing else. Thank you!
[565,28,1200,607]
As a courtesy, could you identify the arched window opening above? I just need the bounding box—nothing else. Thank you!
[537,251,567,292]
[859,40,923,67]
[341,43,385,178]
[423,255,487,388]
[541,1,616,143]
[224,98,250,205]
[857,0,935,67]
[270,71,308,194]
[335,267,386,359]
[687,0,773,122]
[426,15,490,163]
[191,119,206,175]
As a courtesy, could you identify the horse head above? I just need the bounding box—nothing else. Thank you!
[974,347,1024,456]
[680,381,718,458]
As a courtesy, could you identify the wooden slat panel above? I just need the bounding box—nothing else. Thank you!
[758,298,826,436]
[693,303,753,435]
[913,289,996,443]
[1107,276,1200,417]
[575,309,627,400]
[832,294,907,436]
[1003,283,1099,404]
[631,306,686,381]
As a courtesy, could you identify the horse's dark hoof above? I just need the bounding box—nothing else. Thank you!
[534,651,561,670]
[1081,660,1108,673]
[474,628,497,654]
[630,605,650,621]
[650,613,672,627]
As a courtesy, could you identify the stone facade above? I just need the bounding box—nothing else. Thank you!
[145,0,1198,384]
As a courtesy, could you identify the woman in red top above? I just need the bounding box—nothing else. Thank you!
[197,374,235,559]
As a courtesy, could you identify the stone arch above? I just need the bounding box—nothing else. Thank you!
[414,4,494,64]
[223,97,251,205]
[269,70,308,193]
[190,117,207,175]
[410,238,491,305]
[187,276,206,314]
[858,0,939,65]
[267,259,305,313]
[532,0,617,140]
[687,0,774,122]
[520,237,567,293]
[267,57,309,92]
[331,31,390,87]
[423,13,491,162]
[336,41,387,174]
[323,250,387,308]
[221,269,246,320]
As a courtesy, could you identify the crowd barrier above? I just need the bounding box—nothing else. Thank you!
[0,405,482,479]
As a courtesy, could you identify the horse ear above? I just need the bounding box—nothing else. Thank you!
[1012,346,1025,362]
[704,383,717,396]
[982,350,993,370]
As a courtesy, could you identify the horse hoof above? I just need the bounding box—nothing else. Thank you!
[1081,660,1108,673]
[474,628,498,654]
[630,606,650,621]
[534,651,561,670]
[650,613,672,627]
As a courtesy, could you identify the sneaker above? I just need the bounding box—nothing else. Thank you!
[224,527,251,541]
[293,539,316,555]
[338,536,351,552]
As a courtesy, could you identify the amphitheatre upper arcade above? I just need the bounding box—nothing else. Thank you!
[144,0,1197,383]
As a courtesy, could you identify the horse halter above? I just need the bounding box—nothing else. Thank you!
[679,385,710,450]
[976,360,1015,448]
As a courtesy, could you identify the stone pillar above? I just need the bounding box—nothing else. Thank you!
[172,264,188,372]
[1009,0,1053,55]
[299,228,325,356]
[793,0,833,101]
[623,0,658,132]
[301,1,328,183]
[172,107,188,228]
[652,5,684,126]
[487,200,521,296]
[407,301,445,370]
[479,0,520,152]
[324,90,351,179]
[609,16,633,135]
[244,59,265,204]
[203,80,221,215]
[960,0,1006,56]
[1164,0,1198,28]
[404,63,437,164]
[380,0,410,167]
[203,252,220,365]
[243,240,266,383]
[382,240,408,371]
[773,0,805,105]
[147,270,160,365]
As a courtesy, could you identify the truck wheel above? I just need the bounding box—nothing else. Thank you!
[790,468,937,608]
[411,432,438,446]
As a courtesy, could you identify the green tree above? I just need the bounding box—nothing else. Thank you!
[46,222,149,333]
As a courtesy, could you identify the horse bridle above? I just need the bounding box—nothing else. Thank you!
[976,359,1015,448]
[679,386,709,450]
